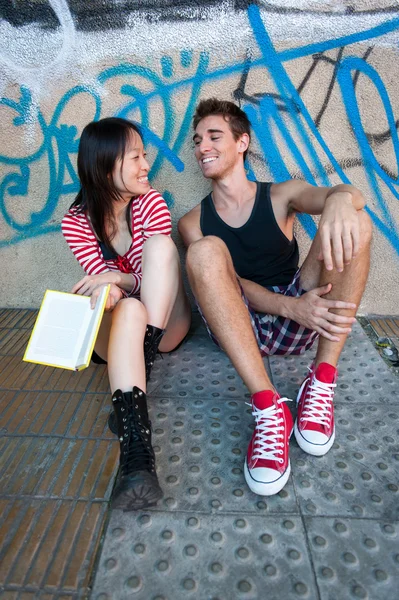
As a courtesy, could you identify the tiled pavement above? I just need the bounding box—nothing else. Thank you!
[0,309,398,600]
[0,308,118,600]
[367,316,399,365]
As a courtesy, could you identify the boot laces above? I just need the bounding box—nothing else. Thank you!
[119,418,155,474]
[247,398,291,464]
[301,374,336,426]
[144,329,164,378]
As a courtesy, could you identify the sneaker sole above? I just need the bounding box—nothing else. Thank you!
[244,460,291,496]
[294,421,335,456]
[112,471,164,511]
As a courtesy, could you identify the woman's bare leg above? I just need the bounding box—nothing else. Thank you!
[93,235,190,392]
[140,234,191,350]
[93,298,148,393]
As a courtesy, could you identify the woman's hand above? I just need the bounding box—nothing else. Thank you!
[90,283,124,310]
[72,272,120,296]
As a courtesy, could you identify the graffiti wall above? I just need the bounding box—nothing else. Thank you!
[1,0,399,313]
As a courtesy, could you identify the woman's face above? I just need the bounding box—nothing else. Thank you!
[112,132,150,199]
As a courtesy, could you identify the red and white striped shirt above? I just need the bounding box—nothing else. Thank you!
[62,188,172,295]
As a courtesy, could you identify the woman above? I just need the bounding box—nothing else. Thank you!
[62,117,191,511]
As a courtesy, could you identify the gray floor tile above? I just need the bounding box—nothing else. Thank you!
[269,322,399,404]
[291,405,399,518]
[148,333,271,399]
[305,517,399,600]
[92,513,318,600]
[149,396,298,515]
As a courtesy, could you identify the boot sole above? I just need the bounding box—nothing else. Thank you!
[112,471,164,511]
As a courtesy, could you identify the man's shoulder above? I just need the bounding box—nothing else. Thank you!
[179,202,201,226]
[178,202,203,246]
[269,179,307,204]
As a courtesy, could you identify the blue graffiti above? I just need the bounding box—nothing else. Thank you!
[1,5,399,254]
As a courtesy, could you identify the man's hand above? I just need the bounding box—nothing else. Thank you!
[72,272,120,296]
[317,192,361,272]
[90,283,124,310]
[289,283,356,341]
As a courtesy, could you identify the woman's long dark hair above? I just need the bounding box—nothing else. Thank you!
[71,117,143,252]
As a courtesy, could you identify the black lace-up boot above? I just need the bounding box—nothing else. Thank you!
[143,324,165,381]
[108,325,165,435]
[111,386,163,510]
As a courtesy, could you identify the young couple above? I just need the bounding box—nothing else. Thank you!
[62,99,371,511]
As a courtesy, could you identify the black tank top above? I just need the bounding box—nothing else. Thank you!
[200,181,299,287]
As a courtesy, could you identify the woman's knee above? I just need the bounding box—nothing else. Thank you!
[142,234,177,263]
[186,236,229,275]
[112,297,147,327]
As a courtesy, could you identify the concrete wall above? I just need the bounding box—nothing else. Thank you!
[1,0,398,313]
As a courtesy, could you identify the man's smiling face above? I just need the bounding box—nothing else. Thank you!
[193,114,246,180]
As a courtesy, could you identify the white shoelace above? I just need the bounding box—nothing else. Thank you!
[300,374,336,426]
[246,398,291,464]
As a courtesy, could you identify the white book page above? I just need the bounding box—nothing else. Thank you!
[76,286,108,368]
[25,292,92,368]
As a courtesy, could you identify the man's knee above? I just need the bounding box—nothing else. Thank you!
[186,236,230,276]
[358,210,373,247]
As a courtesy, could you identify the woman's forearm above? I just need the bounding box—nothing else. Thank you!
[114,272,139,293]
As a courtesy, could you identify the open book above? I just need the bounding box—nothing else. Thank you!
[23,285,110,371]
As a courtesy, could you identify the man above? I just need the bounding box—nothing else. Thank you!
[178,98,372,497]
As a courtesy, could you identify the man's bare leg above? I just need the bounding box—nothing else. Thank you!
[295,210,372,456]
[300,210,372,366]
[186,235,273,395]
[188,235,295,496]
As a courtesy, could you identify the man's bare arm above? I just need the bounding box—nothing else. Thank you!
[239,277,356,342]
[178,204,203,247]
[275,180,367,272]
[179,194,356,341]
[274,180,365,215]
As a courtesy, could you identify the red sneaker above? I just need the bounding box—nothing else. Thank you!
[294,362,337,456]
[244,390,293,496]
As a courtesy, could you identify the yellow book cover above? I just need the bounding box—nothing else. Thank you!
[23,285,110,371]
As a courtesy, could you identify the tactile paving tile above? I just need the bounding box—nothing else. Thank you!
[147,396,298,514]
[305,517,399,600]
[0,498,106,596]
[87,333,254,397]
[147,333,271,399]
[269,322,399,404]
[290,401,399,520]
[92,513,318,600]
[0,437,118,500]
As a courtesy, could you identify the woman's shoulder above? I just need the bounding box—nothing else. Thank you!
[135,187,164,203]
[135,188,170,211]
[62,206,90,230]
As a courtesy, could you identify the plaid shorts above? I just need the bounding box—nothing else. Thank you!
[199,269,318,357]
